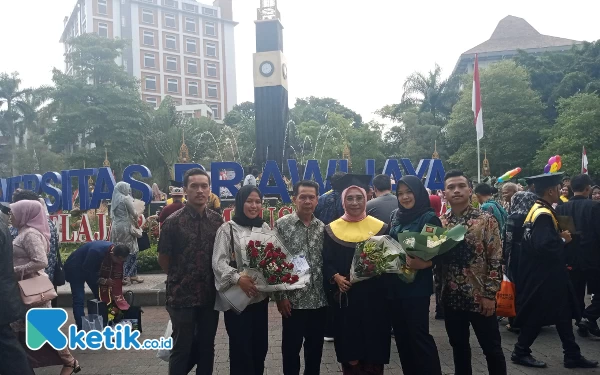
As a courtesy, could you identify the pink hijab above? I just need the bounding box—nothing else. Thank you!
[341,185,367,222]
[10,200,51,247]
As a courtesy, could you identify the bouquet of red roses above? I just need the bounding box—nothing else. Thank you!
[246,240,300,285]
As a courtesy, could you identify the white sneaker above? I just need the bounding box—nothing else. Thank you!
[324,337,334,342]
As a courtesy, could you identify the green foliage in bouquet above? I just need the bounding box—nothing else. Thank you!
[396,224,467,261]
[354,240,399,278]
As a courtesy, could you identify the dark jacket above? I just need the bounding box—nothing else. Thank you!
[556,195,600,271]
[0,219,26,325]
[64,241,113,281]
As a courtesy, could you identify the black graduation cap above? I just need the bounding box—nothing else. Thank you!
[0,202,10,215]
[169,180,183,188]
[336,174,372,192]
[525,172,564,191]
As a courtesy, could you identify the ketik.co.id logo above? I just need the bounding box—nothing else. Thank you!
[26,308,172,350]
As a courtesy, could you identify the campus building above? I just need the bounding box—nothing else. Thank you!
[453,15,582,75]
[60,0,238,121]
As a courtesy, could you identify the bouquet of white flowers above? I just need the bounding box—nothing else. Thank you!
[395,224,467,261]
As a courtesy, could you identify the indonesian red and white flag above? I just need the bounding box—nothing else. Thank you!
[472,54,484,141]
[582,146,589,174]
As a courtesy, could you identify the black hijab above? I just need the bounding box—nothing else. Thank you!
[393,175,433,225]
[232,185,265,228]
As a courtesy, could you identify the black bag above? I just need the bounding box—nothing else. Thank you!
[53,250,66,286]
[137,231,151,251]
[123,306,143,333]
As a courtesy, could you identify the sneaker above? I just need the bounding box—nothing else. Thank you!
[564,356,599,369]
[324,337,334,342]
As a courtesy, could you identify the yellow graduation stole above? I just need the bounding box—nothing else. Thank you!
[328,216,386,243]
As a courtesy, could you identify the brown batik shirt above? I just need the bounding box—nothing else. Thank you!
[158,205,224,308]
[436,205,503,313]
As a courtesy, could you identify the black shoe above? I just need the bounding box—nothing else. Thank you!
[564,356,599,369]
[511,354,547,368]
[578,319,600,337]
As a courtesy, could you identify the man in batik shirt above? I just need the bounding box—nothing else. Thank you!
[274,180,328,375]
[436,170,507,375]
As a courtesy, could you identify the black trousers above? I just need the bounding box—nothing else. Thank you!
[282,307,327,375]
[224,298,269,375]
[0,324,34,375]
[166,305,220,375]
[514,318,581,360]
[389,297,441,375]
[444,309,507,375]
[570,268,600,322]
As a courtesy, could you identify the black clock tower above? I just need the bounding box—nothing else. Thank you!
[253,0,289,168]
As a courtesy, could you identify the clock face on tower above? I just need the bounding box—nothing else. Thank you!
[260,61,275,77]
[282,63,288,80]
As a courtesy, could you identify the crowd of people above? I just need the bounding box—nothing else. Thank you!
[1,166,599,375]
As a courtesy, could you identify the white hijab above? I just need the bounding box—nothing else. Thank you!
[111,181,132,218]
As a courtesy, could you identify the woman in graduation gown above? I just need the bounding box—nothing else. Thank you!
[322,175,390,375]
[385,175,442,375]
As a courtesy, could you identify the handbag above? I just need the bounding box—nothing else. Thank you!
[496,275,516,317]
[18,270,57,307]
[53,250,66,286]
[137,231,151,251]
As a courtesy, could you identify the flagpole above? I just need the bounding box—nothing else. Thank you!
[477,140,481,183]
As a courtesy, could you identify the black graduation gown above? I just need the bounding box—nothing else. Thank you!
[513,214,580,328]
[322,229,390,365]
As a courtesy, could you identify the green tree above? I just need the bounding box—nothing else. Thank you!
[45,34,149,174]
[534,93,600,179]
[445,61,548,178]
[223,101,255,126]
[291,97,362,127]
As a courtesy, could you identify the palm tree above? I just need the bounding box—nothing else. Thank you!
[400,64,457,125]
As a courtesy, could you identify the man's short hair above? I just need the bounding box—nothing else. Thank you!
[474,184,493,196]
[183,168,210,187]
[293,180,319,196]
[12,190,40,202]
[444,170,469,184]
[570,174,593,193]
[502,182,518,192]
[252,169,259,177]
[372,174,392,192]
[113,244,131,258]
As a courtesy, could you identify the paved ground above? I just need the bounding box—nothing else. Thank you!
[34,299,599,375]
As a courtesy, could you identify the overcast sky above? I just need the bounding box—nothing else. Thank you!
[1,0,598,123]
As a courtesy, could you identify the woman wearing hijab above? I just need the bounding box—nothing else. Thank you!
[503,191,537,333]
[322,174,389,375]
[110,181,143,284]
[11,200,80,375]
[213,185,271,375]
[385,175,442,375]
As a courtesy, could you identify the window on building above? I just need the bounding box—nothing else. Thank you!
[205,21,216,37]
[165,13,176,28]
[145,76,156,90]
[186,38,197,53]
[98,0,108,15]
[146,97,158,107]
[141,0,155,3]
[202,7,217,17]
[207,83,218,98]
[206,42,216,57]
[166,56,177,71]
[209,104,219,119]
[98,22,108,38]
[185,17,196,32]
[144,53,155,68]
[82,19,87,32]
[167,78,178,93]
[143,31,154,46]
[121,15,126,27]
[165,34,177,49]
[206,62,217,77]
[142,9,154,24]
[163,0,177,8]
[183,3,198,12]
[187,59,198,74]
[188,81,198,96]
